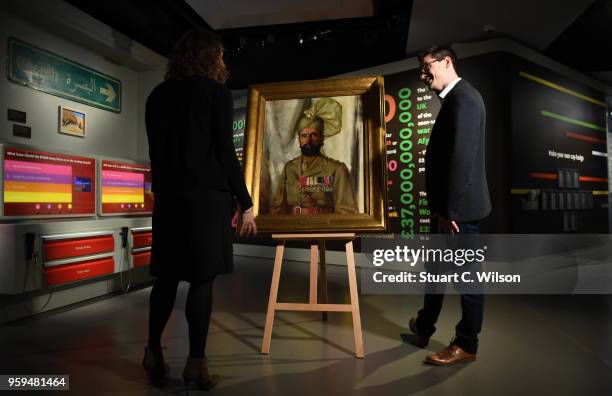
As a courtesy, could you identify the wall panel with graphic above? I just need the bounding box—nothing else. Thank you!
[509,58,608,233]
[233,52,608,238]
[373,52,608,234]
[383,73,441,236]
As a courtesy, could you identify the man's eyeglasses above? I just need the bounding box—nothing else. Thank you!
[419,59,442,74]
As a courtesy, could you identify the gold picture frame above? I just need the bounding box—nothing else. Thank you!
[244,76,388,234]
[58,106,86,137]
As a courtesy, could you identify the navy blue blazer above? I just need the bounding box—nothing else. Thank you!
[425,79,491,222]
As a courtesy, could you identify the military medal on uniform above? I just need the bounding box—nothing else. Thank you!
[299,176,333,193]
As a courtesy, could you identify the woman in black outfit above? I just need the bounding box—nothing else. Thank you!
[142,29,257,391]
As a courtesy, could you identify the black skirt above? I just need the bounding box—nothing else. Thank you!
[150,189,234,283]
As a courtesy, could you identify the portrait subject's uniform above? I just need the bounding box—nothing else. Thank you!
[271,154,357,214]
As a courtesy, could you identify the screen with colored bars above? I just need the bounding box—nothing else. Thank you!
[2,146,96,217]
[100,160,153,215]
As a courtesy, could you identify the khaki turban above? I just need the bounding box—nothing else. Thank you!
[295,97,342,137]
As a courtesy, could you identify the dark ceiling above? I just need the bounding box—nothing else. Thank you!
[546,0,612,73]
[64,0,412,89]
[64,0,612,89]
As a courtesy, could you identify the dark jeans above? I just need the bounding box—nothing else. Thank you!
[415,221,484,354]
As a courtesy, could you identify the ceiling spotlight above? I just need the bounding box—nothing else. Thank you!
[298,35,304,44]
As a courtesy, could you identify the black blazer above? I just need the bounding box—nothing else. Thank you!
[425,79,491,223]
[145,76,252,210]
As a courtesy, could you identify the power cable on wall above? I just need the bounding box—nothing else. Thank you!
[119,227,132,293]
[22,233,53,315]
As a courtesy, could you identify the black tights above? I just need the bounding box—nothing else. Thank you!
[147,277,214,359]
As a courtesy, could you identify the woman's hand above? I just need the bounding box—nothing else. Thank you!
[239,207,258,237]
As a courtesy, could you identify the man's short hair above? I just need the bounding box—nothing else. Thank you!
[419,46,458,70]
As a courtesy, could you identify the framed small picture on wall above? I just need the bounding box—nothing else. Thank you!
[58,106,86,137]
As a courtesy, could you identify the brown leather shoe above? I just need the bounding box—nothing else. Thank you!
[425,344,476,366]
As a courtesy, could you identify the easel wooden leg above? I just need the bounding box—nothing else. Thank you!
[264,233,363,358]
[345,240,364,358]
[309,243,318,304]
[262,242,285,354]
[318,240,328,321]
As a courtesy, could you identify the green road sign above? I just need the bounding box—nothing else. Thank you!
[7,37,122,113]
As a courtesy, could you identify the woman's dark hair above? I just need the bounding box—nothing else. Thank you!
[165,29,229,82]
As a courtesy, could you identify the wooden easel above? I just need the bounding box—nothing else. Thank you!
[261,233,364,358]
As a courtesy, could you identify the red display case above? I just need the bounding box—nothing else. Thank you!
[41,231,116,286]
[132,231,152,249]
[44,234,114,262]
[132,251,151,268]
[44,257,115,286]
[130,227,152,267]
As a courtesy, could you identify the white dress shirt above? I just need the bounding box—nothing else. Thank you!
[438,77,462,99]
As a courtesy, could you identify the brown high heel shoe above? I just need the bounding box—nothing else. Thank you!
[142,346,169,381]
[183,356,219,393]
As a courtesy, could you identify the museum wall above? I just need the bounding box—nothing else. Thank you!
[0,2,166,323]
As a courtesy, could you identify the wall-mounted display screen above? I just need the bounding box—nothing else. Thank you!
[100,160,153,215]
[2,146,96,217]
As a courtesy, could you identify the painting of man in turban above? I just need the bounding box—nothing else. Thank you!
[259,96,364,216]
[270,97,357,215]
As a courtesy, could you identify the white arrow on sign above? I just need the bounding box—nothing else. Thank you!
[100,83,117,103]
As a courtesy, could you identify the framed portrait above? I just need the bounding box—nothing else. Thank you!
[58,106,86,137]
[244,76,388,233]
